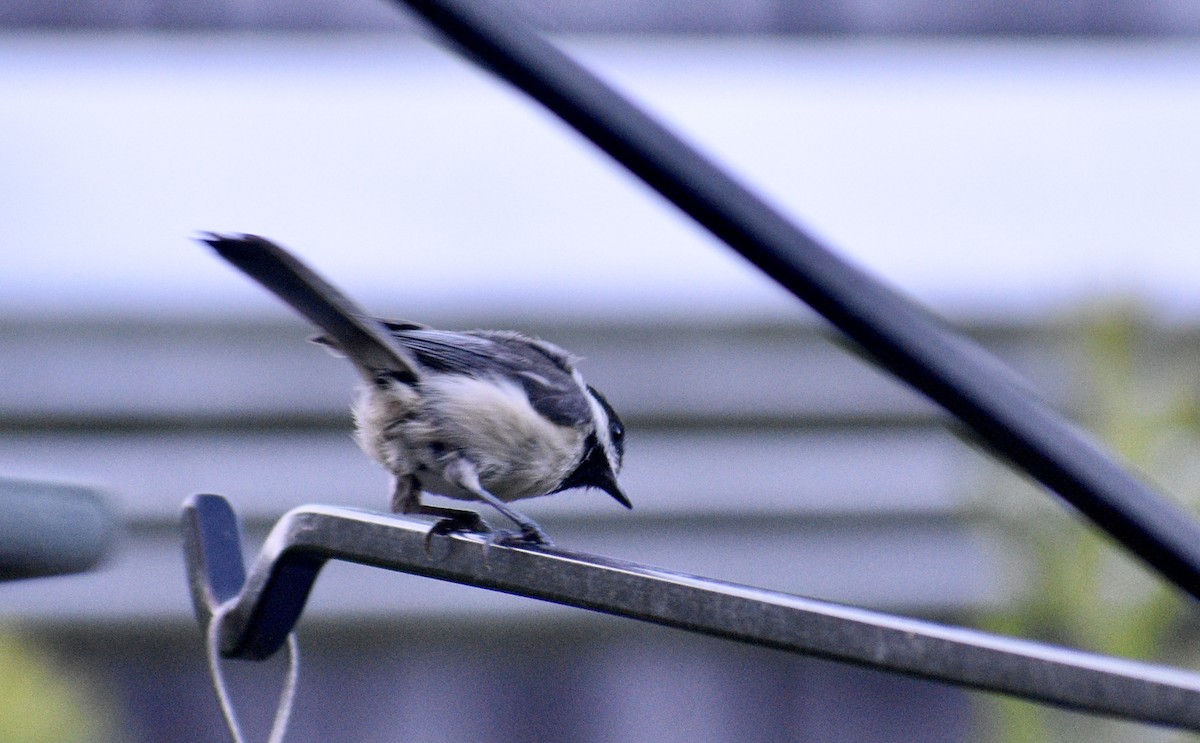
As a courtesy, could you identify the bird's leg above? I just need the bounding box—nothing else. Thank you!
[390,474,420,514]
[391,474,489,536]
[442,460,553,546]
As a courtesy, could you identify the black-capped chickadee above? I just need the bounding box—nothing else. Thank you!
[201,233,629,545]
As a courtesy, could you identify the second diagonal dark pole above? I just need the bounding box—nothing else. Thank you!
[390,0,1200,601]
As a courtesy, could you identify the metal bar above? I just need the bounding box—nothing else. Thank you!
[182,494,1200,730]
[384,0,1200,601]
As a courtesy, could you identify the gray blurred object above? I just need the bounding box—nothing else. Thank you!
[0,477,117,580]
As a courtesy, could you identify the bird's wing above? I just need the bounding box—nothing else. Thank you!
[200,233,420,384]
[391,328,594,427]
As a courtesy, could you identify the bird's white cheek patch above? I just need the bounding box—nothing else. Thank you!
[576,370,618,471]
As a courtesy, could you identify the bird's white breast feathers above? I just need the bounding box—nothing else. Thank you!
[352,375,585,502]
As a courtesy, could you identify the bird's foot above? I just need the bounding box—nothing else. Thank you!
[487,524,554,548]
[419,507,490,553]
[474,525,551,568]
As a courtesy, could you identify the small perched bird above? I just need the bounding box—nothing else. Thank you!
[201,233,629,544]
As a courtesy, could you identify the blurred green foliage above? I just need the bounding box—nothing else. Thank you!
[977,303,1200,743]
[0,628,118,743]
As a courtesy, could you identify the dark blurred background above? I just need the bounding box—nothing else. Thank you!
[5,0,1200,33]
[2,2,1200,741]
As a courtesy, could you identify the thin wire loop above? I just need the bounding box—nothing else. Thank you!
[206,599,300,743]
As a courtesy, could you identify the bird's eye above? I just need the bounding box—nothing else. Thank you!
[611,420,625,442]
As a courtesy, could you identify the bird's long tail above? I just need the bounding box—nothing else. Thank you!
[199,233,419,384]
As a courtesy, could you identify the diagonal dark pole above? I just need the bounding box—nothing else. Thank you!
[385,0,1200,601]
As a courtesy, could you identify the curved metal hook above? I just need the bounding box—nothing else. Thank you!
[182,494,1200,730]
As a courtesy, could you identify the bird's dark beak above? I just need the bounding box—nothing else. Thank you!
[598,469,632,510]
[558,437,632,509]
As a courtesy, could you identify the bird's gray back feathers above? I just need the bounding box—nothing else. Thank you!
[380,324,594,429]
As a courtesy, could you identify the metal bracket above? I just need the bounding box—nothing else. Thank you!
[182,493,1200,731]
